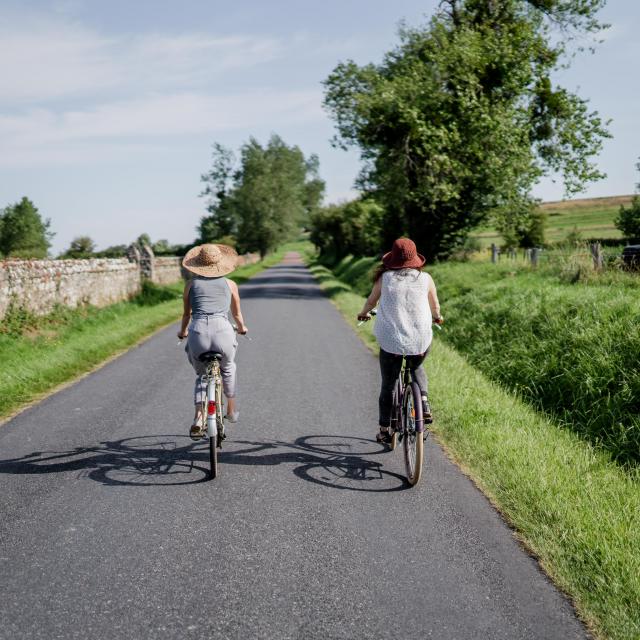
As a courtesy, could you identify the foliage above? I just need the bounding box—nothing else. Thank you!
[615,161,640,238]
[135,233,152,250]
[132,280,181,306]
[59,236,96,259]
[198,143,237,243]
[94,244,128,258]
[0,197,54,259]
[323,0,610,261]
[615,197,640,239]
[309,198,384,260]
[198,136,324,256]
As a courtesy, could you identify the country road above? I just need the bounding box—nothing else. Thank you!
[0,254,587,640]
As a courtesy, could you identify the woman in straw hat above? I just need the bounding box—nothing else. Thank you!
[178,243,248,439]
[357,238,443,445]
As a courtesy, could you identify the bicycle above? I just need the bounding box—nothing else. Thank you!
[180,328,249,480]
[388,357,425,486]
[359,309,441,486]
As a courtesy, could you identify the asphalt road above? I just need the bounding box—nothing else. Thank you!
[0,254,587,640]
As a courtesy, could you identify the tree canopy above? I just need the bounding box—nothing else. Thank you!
[199,135,325,257]
[59,236,96,259]
[0,197,54,259]
[323,0,610,260]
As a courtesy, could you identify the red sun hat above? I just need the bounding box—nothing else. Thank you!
[382,238,426,269]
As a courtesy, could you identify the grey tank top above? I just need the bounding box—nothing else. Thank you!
[189,276,231,317]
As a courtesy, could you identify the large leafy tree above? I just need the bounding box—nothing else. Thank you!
[199,135,324,257]
[0,197,54,259]
[324,0,610,260]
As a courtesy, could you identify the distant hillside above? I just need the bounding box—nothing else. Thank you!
[473,194,633,247]
[540,194,634,212]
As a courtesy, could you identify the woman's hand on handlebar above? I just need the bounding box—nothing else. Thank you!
[357,312,371,322]
[235,324,248,335]
[177,331,188,340]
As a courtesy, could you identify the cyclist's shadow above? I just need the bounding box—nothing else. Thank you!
[0,434,411,491]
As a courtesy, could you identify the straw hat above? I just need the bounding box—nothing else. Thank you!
[182,243,239,277]
[382,238,425,269]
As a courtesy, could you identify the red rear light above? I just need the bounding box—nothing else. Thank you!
[207,401,216,415]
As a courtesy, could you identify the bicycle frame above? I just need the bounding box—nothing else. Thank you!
[203,360,222,439]
[394,362,425,436]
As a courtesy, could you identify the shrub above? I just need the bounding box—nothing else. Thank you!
[615,196,640,239]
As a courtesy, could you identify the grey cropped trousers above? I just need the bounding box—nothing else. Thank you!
[185,315,238,404]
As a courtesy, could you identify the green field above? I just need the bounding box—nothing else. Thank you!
[473,195,632,247]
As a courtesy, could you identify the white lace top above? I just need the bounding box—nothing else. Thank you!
[373,269,432,355]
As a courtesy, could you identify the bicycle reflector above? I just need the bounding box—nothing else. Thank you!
[207,401,216,415]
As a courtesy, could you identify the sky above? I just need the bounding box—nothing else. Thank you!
[0,0,638,255]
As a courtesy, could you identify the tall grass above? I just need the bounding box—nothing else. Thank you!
[429,261,640,466]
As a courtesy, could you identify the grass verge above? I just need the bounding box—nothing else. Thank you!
[0,242,303,422]
[308,259,640,640]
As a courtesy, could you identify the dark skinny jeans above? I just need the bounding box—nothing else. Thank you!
[378,348,429,427]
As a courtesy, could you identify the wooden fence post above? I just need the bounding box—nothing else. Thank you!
[491,243,500,264]
[590,243,603,270]
[531,247,540,267]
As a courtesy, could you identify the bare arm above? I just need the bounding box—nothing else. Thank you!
[178,281,192,338]
[357,278,382,321]
[427,275,443,323]
[227,279,248,334]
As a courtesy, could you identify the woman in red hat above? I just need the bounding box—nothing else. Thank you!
[357,238,443,444]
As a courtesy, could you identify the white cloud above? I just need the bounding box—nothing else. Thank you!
[0,12,285,104]
[0,90,325,168]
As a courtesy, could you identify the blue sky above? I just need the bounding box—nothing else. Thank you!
[1,0,638,255]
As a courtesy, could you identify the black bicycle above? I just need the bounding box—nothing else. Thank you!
[389,357,425,486]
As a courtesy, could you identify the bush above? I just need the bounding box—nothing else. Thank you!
[615,196,640,239]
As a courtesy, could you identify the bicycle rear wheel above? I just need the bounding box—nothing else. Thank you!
[205,383,218,480]
[403,381,424,486]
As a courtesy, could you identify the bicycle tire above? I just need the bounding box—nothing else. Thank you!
[205,376,218,480]
[389,378,401,451]
[403,381,424,486]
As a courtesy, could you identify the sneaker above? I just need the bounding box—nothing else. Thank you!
[225,411,239,423]
[422,396,433,424]
[189,423,206,440]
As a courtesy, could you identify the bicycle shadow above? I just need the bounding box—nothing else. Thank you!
[0,434,411,491]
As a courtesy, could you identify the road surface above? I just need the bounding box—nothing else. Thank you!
[0,254,587,639]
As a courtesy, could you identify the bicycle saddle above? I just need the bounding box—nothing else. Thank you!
[198,351,223,363]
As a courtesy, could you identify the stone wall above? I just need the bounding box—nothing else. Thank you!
[154,257,183,285]
[0,248,262,320]
[0,258,140,319]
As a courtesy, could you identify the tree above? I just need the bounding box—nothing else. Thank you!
[0,197,54,258]
[615,159,640,239]
[198,143,238,243]
[323,0,610,261]
[135,233,152,249]
[309,198,385,260]
[60,236,96,259]
[199,135,325,257]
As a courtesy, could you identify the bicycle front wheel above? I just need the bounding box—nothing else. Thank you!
[403,381,424,486]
